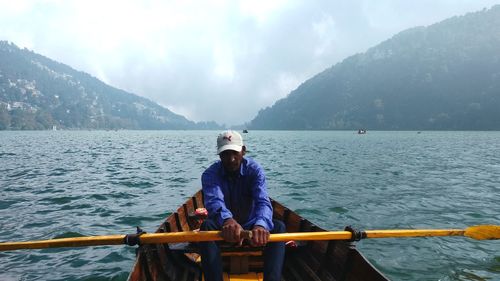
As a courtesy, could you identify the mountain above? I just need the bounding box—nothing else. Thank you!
[249,6,500,130]
[0,41,221,130]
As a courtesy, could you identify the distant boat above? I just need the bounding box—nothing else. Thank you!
[242,129,248,133]
[358,129,366,134]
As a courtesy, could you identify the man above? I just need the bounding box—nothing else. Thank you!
[200,130,285,281]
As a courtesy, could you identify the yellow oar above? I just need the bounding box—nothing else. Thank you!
[0,225,497,251]
[268,225,499,241]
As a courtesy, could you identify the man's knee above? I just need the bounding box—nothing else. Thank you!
[271,219,286,234]
[201,219,219,231]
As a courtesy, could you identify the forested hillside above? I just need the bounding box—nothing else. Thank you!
[249,6,500,130]
[0,41,220,130]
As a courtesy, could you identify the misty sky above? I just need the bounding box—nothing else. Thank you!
[1,0,500,126]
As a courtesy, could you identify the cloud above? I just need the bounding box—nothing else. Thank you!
[1,0,500,125]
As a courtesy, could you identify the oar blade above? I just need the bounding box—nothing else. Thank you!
[464,225,500,240]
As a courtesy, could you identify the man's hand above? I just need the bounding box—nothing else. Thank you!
[222,218,243,244]
[251,225,270,247]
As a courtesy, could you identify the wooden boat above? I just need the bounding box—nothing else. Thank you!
[127,190,389,281]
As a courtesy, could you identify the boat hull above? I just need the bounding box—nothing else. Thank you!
[128,190,389,281]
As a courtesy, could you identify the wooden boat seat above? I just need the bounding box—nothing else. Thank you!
[220,244,264,274]
[168,242,264,274]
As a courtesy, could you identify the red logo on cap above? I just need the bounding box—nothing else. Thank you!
[223,135,232,142]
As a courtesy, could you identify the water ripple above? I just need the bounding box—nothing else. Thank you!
[0,130,499,281]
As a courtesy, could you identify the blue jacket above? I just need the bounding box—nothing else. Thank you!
[201,157,274,231]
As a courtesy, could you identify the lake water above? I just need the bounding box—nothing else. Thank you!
[0,130,499,281]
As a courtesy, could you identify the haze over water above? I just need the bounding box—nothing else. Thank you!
[0,130,499,281]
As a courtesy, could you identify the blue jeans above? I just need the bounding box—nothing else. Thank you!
[199,219,286,281]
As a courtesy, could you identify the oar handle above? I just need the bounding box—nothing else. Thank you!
[139,230,253,244]
[268,231,353,242]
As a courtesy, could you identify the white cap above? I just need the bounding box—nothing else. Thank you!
[217,130,243,154]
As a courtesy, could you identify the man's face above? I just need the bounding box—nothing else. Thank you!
[219,149,244,173]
